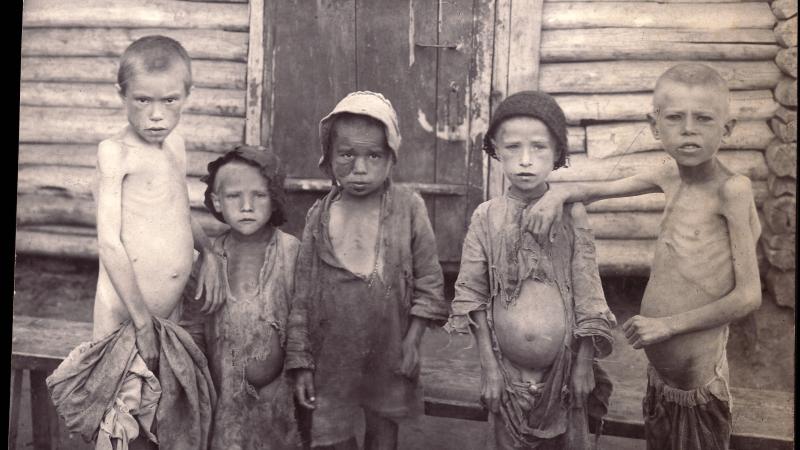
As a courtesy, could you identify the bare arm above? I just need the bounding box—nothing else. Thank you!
[624,177,762,348]
[526,169,665,240]
[95,141,158,368]
[470,309,504,413]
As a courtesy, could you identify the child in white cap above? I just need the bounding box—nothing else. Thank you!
[285,91,448,450]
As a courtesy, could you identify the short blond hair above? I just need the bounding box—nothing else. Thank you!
[653,63,730,114]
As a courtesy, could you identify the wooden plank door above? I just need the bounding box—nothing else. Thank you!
[263,0,494,270]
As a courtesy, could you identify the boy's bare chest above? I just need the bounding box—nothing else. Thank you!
[662,184,725,239]
[122,150,185,202]
[328,203,382,276]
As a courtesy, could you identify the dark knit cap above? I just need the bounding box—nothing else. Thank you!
[202,145,288,227]
[483,91,569,169]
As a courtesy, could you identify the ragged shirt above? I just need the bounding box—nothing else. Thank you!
[180,229,301,450]
[445,190,617,447]
[46,317,216,450]
[284,183,447,435]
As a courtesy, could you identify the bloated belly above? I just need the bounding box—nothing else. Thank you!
[244,332,285,387]
[493,280,566,370]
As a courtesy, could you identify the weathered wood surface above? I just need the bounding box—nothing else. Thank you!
[539,61,783,94]
[774,76,798,107]
[541,2,775,30]
[586,121,774,159]
[19,106,244,152]
[762,233,796,270]
[775,47,798,77]
[763,195,797,235]
[768,174,797,197]
[541,28,779,62]
[770,107,798,143]
[544,0,770,3]
[244,0,265,145]
[550,151,769,182]
[419,354,794,447]
[555,90,778,125]
[21,57,247,90]
[774,17,798,48]
[765,140,797,177]
[20,82,245,117]
[766,267,796,309]
[22,0,249,31]
[772,0,799,20]
[21,28,248,61]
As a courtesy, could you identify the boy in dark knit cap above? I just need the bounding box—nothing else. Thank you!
[445,91,617,449]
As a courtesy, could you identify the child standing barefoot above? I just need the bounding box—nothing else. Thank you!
[446,91,617,449]
[180,146,302,449]
[285,91,448,450]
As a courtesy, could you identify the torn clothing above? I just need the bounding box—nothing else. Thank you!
[445,191,616,447]
[643,349,732,450]
[46,317,216,450]
[285,183,447,445]
[180,229,302,450]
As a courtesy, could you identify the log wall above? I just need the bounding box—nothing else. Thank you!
[16,0,250,256]
[531,0,782,276]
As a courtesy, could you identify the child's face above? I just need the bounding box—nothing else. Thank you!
[649,81,735,167]
[330,118,393,197]
[211,162,273,236]
[493,117,556,194]
[119,63,189,145]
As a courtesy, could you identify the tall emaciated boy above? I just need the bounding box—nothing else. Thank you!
[526,63,762,449]
[446,91,617,449]
[285,91,448,450]
[47,36,223,450]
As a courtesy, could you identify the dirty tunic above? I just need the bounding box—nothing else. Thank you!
[180,229,301,450]
[285,183,448,446]
[445,191,617,448]
[46,317,216,450]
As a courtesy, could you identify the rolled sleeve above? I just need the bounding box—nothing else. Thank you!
[408,193,448,324]
[284,207,319,372]
[445,206,491,335]
[569,203,617,359]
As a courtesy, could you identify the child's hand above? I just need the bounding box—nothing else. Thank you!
[197,252,225,314]
[480,361,505,414]
[622,315,673,349]
[522,189,567,243]
[293,369,316,409]
[570,357,595,409]
[135,320,159,372]
[399,336,421,379]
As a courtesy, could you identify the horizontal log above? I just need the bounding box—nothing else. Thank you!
[768,174,797,196]
[772,0,799,20]
[539,61,783,94]
[586,212,661,239]
[766,267,796,309]
[587,121,774,159]
[15,229,98,259]
[543,0,769,3]
[19,106,245,152]
[775,47,797,77]
[763,195,797,235]
[541,2,775,30]
[21,28,248,62]
[770,107,798,143]
[20,57,246,90]
[16,194,97,227]
[549,150,769,182]
[552,181,768,212]
[765,140,797,177]
[762,233,796,270]
[541,28,778,62]
[774,76,798,107]
[596,239,653,276]
[775,17,798,48]
[20,82,246,117]
[22,0,248,30]
[555,90,779,125]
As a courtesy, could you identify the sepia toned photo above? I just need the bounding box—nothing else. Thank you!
[13,0,796,449]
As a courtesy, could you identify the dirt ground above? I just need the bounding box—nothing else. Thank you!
[10,255,795,449]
